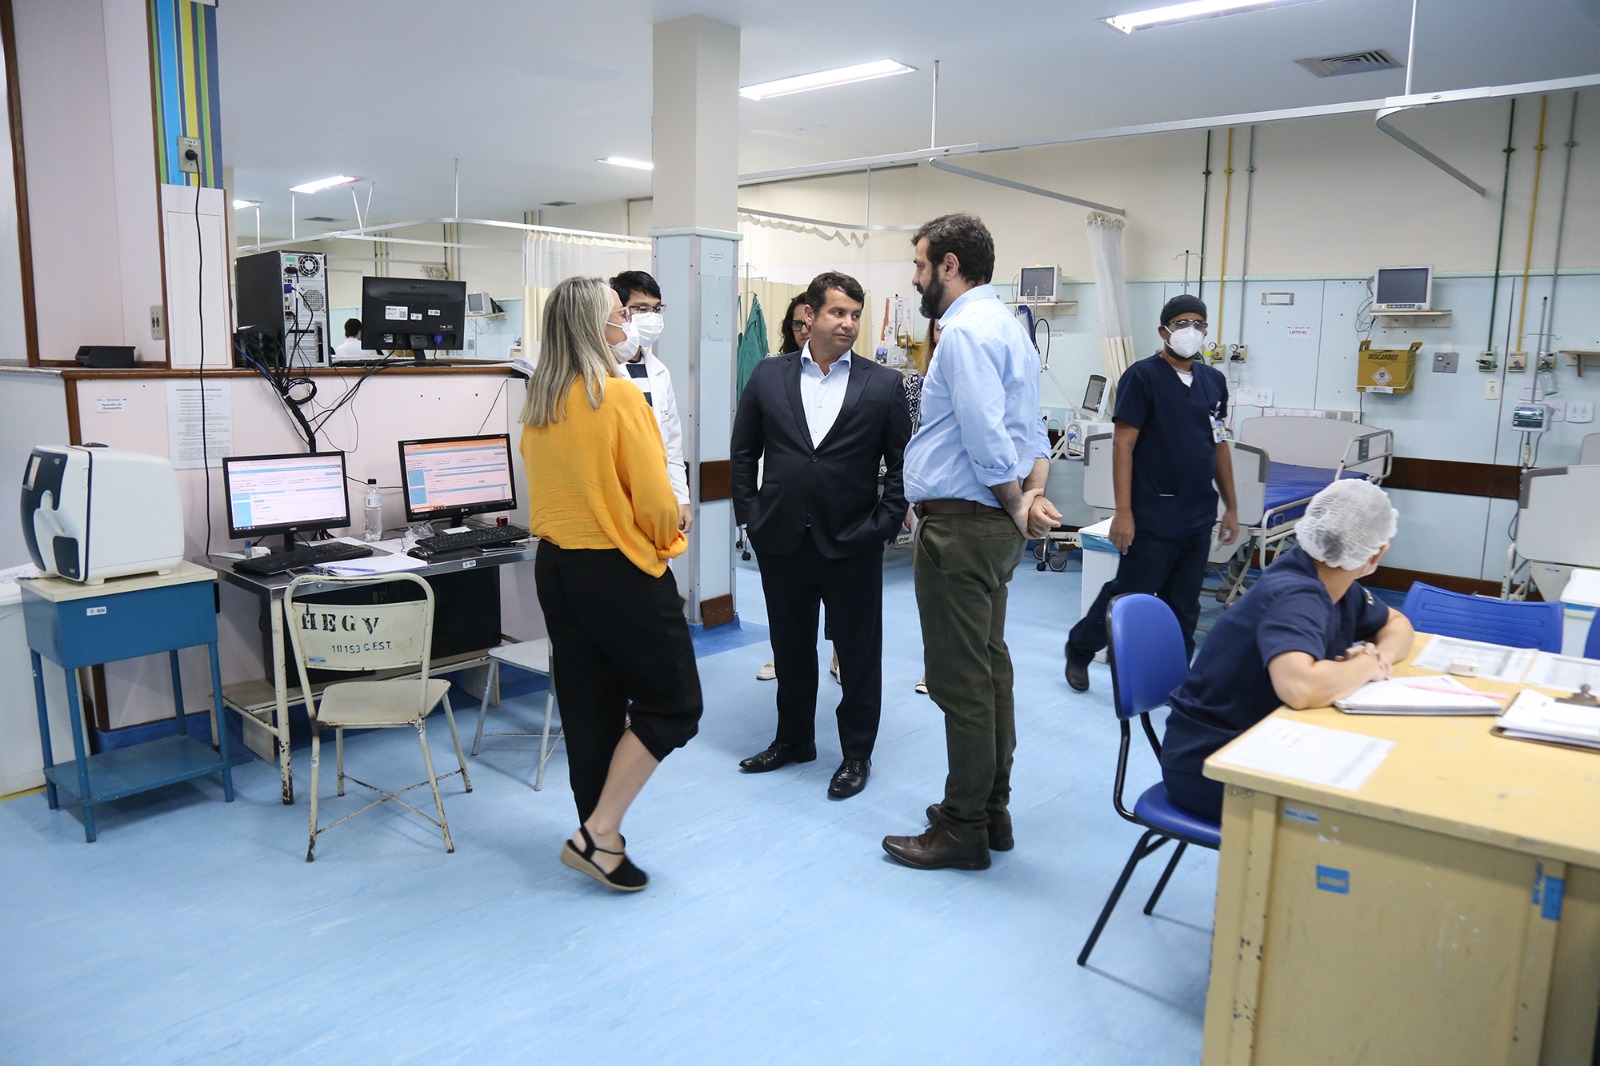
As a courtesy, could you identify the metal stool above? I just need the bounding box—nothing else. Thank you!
[473,638,562,790]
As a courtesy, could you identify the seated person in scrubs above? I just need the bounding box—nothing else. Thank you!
[1159,478,1416,821]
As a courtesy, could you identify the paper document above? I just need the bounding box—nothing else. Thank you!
[315,544,426,575]
[1210,718,1394,791]
[1411,634,1536,683]
[1495,690,1600,751]
[1335,675,1505,715]
[1523,653,1600,694]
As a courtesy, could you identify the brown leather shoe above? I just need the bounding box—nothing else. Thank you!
[925,803,1014,852]
[882,823,990,870]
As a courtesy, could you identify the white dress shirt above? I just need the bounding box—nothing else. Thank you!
[622,348,690,505]
[798,345,852,445]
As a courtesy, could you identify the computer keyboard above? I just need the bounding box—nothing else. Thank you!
[408,524,531,559]
[233,541,375,577]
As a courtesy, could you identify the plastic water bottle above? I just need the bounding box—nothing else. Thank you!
[363,479,383,542]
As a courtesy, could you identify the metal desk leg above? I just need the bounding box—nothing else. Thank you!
[62,666,96,843]
[30,649,58,811]
[208,639,235,802]
[271,597,294,804]
[168,649,187,736]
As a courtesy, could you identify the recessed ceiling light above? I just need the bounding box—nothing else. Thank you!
[598,157,654,171]
[1101,0,1320,34]
[232,199,260,209]
[740,60,916,101]
[289,174,361,194]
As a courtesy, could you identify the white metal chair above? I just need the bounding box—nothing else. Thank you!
[473,638,563,791]
[285,573,472,862]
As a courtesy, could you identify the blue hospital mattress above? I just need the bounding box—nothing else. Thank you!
[1262,464,1362,527]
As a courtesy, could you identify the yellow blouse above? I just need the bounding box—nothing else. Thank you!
[521,376,686,577]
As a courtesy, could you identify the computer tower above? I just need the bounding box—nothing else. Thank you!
[235,251,329,367]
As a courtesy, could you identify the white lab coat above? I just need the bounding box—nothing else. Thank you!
[628,348,689,505]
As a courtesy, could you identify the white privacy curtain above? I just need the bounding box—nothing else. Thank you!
[1086,212,1136,404]
[522,229,650,353]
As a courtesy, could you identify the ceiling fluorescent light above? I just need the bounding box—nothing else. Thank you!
[740,60,916,101]
[1101,0,1320,34]
[231,199,260,209]
[288,174,361,194]
[599,157,654,171]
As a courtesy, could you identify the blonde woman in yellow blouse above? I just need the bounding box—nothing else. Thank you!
[521,276,703,892]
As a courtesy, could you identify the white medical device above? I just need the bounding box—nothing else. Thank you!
[21,445,184,583]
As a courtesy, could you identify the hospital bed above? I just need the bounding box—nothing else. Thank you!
[1081,415,1394,603]
[1502,463,1600,603]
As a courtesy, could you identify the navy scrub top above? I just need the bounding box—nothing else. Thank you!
[1114,353,1229,539]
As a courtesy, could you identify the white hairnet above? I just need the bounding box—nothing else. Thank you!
[1296,479,1397,570]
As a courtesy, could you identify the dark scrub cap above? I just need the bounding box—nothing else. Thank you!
[1159,294,1207,326]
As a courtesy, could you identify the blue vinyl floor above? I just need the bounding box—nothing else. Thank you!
[1,547,1230,1065]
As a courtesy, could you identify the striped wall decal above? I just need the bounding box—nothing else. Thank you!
[149,0,222,187]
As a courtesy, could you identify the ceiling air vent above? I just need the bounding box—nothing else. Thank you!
[1295,49,1402,78]
[303,215,341,223]
[541,200,576,207]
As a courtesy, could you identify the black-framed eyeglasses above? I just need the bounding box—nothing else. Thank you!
[1166,319,1207,332]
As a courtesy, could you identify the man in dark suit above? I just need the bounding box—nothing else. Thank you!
[731,271,913,799]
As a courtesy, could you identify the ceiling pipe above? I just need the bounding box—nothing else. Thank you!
[737,73,1600,187]
[928,159,1124,215]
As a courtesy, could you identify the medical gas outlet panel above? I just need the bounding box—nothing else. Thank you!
[236,250,329,367]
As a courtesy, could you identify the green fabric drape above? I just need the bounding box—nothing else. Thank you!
[736,293,768,397]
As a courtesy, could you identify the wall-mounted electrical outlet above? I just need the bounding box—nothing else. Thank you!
[177,136,201,175]
[1432,350,1459,373]
[149,305,165,341]
[1569,400,1594,424]
[1485,379,1501,400]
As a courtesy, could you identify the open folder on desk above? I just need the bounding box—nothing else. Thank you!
[1334,675,1508,715]
[1493,689,1600,752]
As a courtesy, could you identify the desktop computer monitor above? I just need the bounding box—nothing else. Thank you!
[398,433,518,526]
[361,276,467,361]
[221,451,351,551]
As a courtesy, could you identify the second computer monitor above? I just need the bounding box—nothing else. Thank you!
[398,433,518,526]
[361,276,466,358]
[221,451,351,550]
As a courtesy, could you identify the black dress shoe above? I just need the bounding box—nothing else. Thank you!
[925,803,1014,852]
[1065,651,1091,693]
[738,741,817,773]
[882,823,990,870]
[827,759,871,799]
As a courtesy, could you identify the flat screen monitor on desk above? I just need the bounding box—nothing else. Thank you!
[398,433,517,527]
[361,276,466,363]
[221,451,351,552]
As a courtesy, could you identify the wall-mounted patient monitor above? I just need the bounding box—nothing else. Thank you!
[1018,266,1058,303]
[1372,266,1432,312]
[222,451,351,552]
[398,433,518,527]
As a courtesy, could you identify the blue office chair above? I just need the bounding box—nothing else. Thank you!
[1077,593,1222,967]
[1400,582,1564,652]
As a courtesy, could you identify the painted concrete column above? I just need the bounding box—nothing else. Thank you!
[650,15,740,626]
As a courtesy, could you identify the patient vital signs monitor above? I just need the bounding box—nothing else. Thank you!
[398,433,518,526]
[222,451,352,549]
[1372,266,1433,312]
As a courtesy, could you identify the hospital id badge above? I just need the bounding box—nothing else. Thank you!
[1211,417,1230,443]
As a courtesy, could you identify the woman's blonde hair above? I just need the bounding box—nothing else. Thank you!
[519,276,619,427]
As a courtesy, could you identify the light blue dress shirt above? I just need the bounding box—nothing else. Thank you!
[798,346,852,445]
[903,284,1049,505]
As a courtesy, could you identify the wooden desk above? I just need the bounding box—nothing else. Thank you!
[1201,658,1600,1065]
[23,562,235,842]
[199,541,536,805]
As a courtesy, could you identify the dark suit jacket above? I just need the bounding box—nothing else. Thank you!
[730,351,912,560]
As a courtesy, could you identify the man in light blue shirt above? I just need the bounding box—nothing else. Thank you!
[883,213,1060,872]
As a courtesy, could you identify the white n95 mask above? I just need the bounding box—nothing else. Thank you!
[632,311,664,349]
[1166,326,1205,360]
[608,319,642,362]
